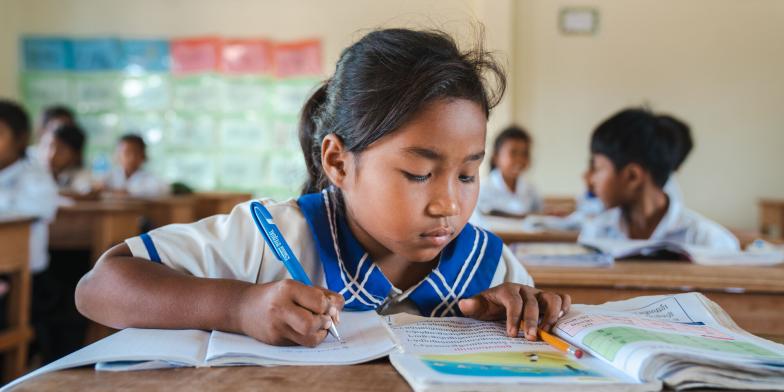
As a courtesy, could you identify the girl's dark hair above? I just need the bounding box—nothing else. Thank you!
[298,28,506,194]
[590,108,682,188]
[53,124,87,168]
[0,100,31,159]
[490,125,530,170]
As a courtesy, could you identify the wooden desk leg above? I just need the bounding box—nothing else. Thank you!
[90,212,141,264]
[3,257,31,382]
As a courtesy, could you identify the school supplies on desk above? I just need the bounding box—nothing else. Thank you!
[250,201,341,341]
[6,293,784,391]
[538,328,583,359]
[581,238,784,266]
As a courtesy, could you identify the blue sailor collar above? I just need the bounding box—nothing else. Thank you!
[297,190,504,317]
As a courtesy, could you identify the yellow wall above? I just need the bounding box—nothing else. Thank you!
[515,0,784,230]
[2,0,781,229]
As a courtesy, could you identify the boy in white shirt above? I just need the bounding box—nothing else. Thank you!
[476,125,542,218]
[103,134,169,198]
[579,108,739,251]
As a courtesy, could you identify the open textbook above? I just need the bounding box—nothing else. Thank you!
[553,293,784,390]
[4,293,784,391]
[580,239,784,266]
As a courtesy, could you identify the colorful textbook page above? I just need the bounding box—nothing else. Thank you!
[386,313,649,390]
[554,293,784,382]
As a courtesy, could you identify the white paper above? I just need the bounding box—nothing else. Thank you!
[1,329,210,391]
[205,310,397,365]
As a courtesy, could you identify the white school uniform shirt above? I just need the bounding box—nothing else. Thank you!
[476,169,542,216]
[0,158,59,273]
[105,167,169,197]
[663,177,683,205]
[124,198,534,316]
[579,198,740,251]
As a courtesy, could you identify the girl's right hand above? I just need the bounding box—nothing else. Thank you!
[237,280,345,347]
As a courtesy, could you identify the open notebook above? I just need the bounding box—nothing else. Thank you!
[5,293,784,391]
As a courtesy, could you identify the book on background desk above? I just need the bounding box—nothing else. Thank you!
[580,238,784,266]
[511,242,614,267]
[5,293,784,392]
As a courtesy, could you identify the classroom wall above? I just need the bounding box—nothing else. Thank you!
[514,0,784,230]
[0,0,20,97]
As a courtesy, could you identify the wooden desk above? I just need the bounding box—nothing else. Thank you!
[0,217,34,382]
[143,196,197,229]
[49,201,144,264]
[527,260,784,337]
[495,230,579,244]
[192,192,252,220]
[760,198,784,239]
[11,359,408,391]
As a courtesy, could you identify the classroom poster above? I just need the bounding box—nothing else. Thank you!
[21,35,323,198]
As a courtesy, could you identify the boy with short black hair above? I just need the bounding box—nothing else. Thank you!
[579,108,739,250]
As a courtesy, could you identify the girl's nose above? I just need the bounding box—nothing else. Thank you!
[426,185,460,217]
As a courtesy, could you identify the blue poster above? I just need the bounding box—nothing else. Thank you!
[22,37,73,71]
[122,39,170,72]
[72,38,124,71]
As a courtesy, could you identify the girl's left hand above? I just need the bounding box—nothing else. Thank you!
[457,283,571,341]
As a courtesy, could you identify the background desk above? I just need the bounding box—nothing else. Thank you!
[49,201,144,264]
[0,217,34,382]
[527,260,784,337]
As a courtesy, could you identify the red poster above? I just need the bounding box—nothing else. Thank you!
[273,39,322,78]
[221,39,273,74]
[171,37,220,74]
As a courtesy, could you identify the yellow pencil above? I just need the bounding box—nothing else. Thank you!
[537,328,584,359]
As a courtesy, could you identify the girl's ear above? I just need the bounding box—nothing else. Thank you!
[321,133,350,188]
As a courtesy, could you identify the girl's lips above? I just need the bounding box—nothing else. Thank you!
[420,227,455,246]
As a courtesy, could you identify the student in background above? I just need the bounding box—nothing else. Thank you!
[44,124,92,195]
[29,105,76,167]
[579,108,739,250]
[662,116,692,204]
[0,100,62,364]
[0,100,58,273]
[475,125,542,218]
[76,28,570,348]
[102,133,169,197]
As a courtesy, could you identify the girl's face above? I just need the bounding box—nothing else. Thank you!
[493,138,529,179]
[336,99,486,263]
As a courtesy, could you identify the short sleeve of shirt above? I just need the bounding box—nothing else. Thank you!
[490,244,534,287]
[124,198,324,285]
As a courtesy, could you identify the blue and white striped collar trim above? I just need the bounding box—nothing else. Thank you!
[297,189,504,316]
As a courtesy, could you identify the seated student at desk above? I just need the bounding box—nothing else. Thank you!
[75,28,570,348]
[28,105,77,167]
[100,134,169,198]
[579,108,739,250]
[475,125,542,218]
[0,100,61,362]
[43,124,93,196]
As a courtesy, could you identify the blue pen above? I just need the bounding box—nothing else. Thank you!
[250,201,342,342]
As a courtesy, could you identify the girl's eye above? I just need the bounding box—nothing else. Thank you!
[459,175,476,183]
[402,171,431,183]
